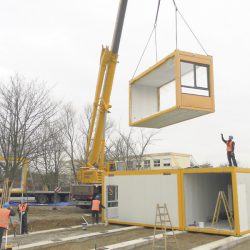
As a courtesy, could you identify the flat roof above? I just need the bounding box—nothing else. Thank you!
[105,167,250,176]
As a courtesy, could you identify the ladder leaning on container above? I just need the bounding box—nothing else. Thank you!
[212,191,234,230]
[152,203,179,250]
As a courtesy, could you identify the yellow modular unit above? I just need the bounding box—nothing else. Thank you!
[103,167,250,236]
[129,50,214,128]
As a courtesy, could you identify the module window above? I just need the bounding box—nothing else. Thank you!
[107,185,118,207]
[181,61,210,96]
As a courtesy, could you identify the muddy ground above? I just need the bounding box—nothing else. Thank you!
[9,205,88,233]
[229,239,250,250]
[43,231,225,250]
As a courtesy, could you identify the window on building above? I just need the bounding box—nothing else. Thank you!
[107,185,118,207]
[136,163,142,169]
[143,160,150,168]
[181,61,210,96]
[108,163,116,171]
[116,161,125,171]
[153,159,160,167]
[163,158,171,167]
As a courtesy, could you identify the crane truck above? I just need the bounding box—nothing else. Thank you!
[70,0,128,208]
[0,157,70,204]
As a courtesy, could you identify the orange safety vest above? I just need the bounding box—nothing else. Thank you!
[18,203,28,212]
[0,208,10,229]
[226,140,233,152]
[91,200,100,211]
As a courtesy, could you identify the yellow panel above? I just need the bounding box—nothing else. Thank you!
[181,94,214,111]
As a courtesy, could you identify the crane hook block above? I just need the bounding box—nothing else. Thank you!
[129,50,214,128]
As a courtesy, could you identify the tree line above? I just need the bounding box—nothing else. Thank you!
[0,75,158,190]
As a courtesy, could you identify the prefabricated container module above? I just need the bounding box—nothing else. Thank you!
[103,170,181,228]
[103,168,250,236]
[129,50,215,128]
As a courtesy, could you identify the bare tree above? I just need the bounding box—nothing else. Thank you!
[77,104,92,163]
[60,103,79,182]
[77,104,115,165]
[30,120,65,190]
[129,128,159,169]
[106,128,159,170]
[0,75,58,183]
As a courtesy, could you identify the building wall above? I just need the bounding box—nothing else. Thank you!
[104,173,179,227]
[141,153,191,169]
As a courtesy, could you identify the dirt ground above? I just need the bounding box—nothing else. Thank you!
[229,239,250,250]
[40,231,225,250]
[9,205,89,233]
[8,206,245,250]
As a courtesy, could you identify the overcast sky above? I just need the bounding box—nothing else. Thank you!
[0,0,250,167]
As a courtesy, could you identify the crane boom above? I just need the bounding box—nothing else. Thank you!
[86,0,128,170]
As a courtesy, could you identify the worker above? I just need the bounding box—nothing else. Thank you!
[91,195,105,224]
[221,133,238,167]
[17,200,29,234]
[0,202,15,249]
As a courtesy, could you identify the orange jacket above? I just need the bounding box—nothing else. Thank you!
[226,140,234,152]
[0,208,10,229]
[91,200,101,211]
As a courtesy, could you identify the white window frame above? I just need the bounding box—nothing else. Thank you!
[143,160,150,168]
[163,158,171,167]
[107,185,118,207]
[153,159,160,167]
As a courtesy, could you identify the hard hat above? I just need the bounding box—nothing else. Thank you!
[95,195,100,199]
[3,202,10,208]
[229,135,233,140]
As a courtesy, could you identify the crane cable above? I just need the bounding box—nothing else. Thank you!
[173,0,178,49]
[132,0,161,79]
[154,0,161,62]
[132,0,208,79]
[172,0,208,55]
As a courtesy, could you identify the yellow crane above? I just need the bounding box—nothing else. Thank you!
[76,0,128,185]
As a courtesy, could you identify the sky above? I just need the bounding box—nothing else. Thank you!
[0,0,250,167]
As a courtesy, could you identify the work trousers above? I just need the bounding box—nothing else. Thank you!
[0,227,5,249]
[19,213,28,234]
[92,211,100,224]
[227,152,238,167]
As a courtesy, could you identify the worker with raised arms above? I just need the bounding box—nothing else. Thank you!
[221,133,238,167]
